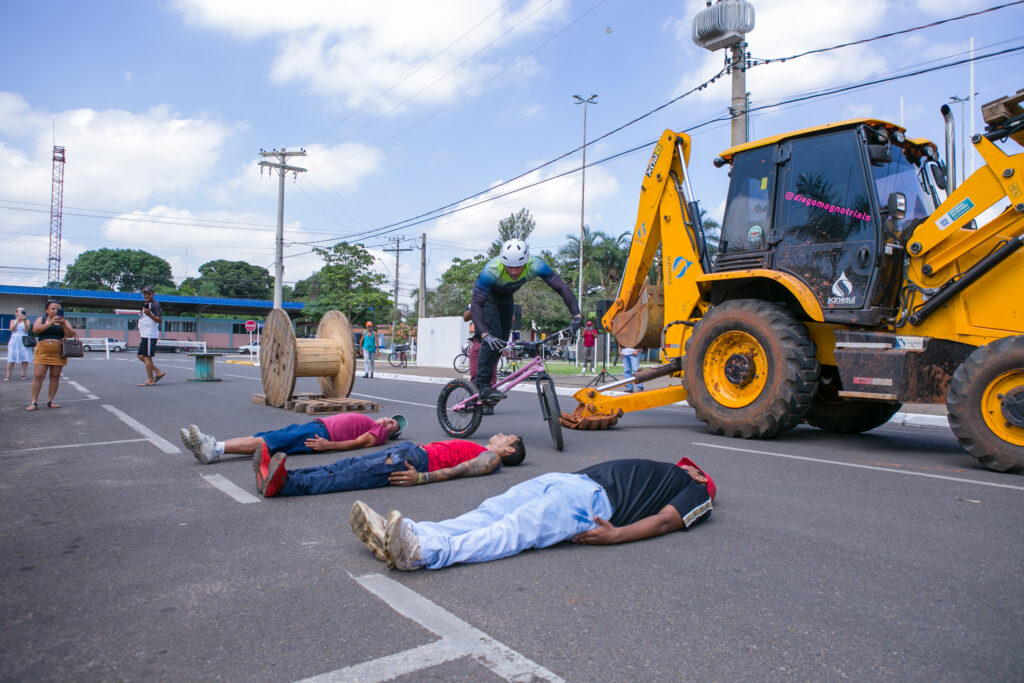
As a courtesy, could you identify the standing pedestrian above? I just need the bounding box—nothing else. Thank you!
[6,307,32,381]
[137,285,165,386]
[362,321,377,378]
[621,346,644,393]
[27,300,76,410]
[580,320,598,374]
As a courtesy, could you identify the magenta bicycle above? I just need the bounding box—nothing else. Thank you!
[437,331,567,450]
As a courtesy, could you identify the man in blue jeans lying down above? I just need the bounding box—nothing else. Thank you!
[253,433,525,504]
[349,456,716,571]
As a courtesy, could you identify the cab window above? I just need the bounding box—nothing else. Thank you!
[720,147,775,253]
[776,131,874,246]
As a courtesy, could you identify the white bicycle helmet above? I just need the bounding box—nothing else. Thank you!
[500,239,530,267]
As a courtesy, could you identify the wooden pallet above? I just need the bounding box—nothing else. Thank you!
[251,393,378,415]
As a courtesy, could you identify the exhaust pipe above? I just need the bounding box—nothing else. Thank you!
[940,104,957,193]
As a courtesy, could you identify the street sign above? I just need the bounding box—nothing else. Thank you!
[245,319,257,332]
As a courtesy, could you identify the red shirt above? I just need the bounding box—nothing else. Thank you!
[316,413,389,445]
[422,440,487,471]
[583,328,598,347]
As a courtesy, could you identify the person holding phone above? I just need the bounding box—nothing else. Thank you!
[6,306,33,381]
[137,285,165,386]
[27,299,75,410]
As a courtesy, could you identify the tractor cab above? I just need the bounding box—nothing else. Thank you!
[713,120,944,326]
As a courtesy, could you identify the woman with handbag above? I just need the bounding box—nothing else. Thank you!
[5,307,33,381]
[28,300,77,411]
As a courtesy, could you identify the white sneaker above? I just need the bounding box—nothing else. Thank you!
[187,424,219,464]
[384,510,422,571]
[350,501,388,563]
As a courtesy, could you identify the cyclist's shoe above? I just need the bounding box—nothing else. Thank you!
[478,386,506,402]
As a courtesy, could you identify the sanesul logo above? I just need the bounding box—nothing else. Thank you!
[827,271,856,305]
[672,256,692,279]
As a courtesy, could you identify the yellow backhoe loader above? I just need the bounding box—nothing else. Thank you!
[562,90,1024,472]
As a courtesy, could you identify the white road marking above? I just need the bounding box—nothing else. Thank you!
[222,373,260,380]
[64,379,95,399]
[199,473,260,504]
[0,438,148,455]
[351,392,436,409]
[695,441,1024,492]
[298,573,564,682]
[102,404,180,454]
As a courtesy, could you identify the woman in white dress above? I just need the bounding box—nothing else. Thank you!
[6,307,33,380]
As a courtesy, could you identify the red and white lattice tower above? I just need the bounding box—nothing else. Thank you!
[47,146,66,285]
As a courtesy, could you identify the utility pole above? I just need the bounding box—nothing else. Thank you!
[692,0,756,147]
[383,236,413,334]
[419,233,427,319]
[572,94,597,317]
[259,148,306,309]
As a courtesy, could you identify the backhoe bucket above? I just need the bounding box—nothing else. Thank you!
[560,404,623,430]
[609,283,664,350]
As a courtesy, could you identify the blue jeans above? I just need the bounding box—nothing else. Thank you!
[278,441,427,497]
[408,473,614,569]
[363,348,375,375]
[255,421,328,455]
[622,354,643,391]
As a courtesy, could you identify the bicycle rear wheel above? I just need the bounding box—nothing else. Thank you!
[388,352,402,368]
[454,353,470,373]
[437,379,483,438]
[536,374,564,451]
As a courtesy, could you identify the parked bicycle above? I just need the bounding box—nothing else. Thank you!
[388,344,410,368]
[453,339,471,374]
[437,330,567,450]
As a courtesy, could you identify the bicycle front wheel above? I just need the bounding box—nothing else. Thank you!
[537,374,564,451]
[437,379,483,438]
[388,352,402,368]
[454,353,470,374]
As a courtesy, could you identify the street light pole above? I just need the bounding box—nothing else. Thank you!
[572,94,597,319]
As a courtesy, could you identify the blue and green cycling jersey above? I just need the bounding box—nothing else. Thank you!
[470,255,579,336]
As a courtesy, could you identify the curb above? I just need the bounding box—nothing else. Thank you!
[362,372,953,432]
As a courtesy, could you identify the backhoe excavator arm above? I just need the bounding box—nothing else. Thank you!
[564,130,708,429]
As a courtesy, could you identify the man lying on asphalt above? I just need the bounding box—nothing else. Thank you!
[254,433,525,499]
[350,457,715,569]
[179,412,407,464]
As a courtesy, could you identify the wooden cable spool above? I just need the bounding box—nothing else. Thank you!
[260,308,357,408]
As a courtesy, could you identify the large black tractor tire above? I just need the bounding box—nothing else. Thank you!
[805,366,902,433]
[683,300,819,439]
[946,336,1024,472]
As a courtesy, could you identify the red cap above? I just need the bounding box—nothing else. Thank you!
[365,321,373,327]
[676,457,716,500]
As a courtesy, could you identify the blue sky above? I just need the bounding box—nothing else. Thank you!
[1,0,1021,306]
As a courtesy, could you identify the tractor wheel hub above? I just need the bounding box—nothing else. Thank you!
[1000,387,1024,428]
[724,353,755,386]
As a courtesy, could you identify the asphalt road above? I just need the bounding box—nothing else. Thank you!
[1,355,1021,681]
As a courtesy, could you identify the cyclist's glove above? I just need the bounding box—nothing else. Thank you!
[569,316,582,337]
[483,334,506,351]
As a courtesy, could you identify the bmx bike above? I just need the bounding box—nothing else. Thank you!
[437,331,567,450]
[388,344,410,368]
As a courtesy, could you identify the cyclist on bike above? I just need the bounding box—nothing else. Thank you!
[471,239,581,402]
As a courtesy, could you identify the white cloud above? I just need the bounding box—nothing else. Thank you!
[0,93,238,208]
[172,0,570,111]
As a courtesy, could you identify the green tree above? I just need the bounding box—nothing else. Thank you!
[63,248,174,291]
[488,208,536,256]
[181,260,273,299]
[303,242,391,322]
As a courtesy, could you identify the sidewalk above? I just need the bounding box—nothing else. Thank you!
[362,360,951,430]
